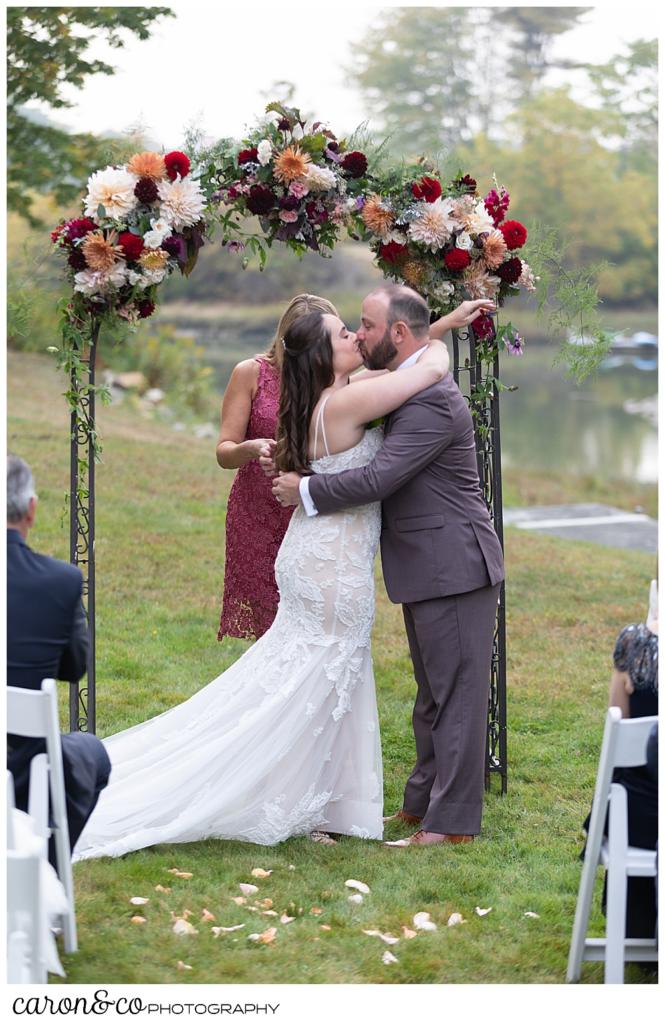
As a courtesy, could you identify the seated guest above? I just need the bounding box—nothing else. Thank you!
[6,454,111,862]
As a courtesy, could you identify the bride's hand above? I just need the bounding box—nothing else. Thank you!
[272,472,302,507]
[417,339,450,378]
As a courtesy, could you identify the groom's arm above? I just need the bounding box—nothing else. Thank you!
[308,389,452,515]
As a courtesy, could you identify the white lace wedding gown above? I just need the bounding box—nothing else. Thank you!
[74,425,384,860]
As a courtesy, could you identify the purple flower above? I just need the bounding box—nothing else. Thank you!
[325,147,343,163]
[279,194,300,211]
[162,235,188,265]
[226,240,245,254]
[506,331,525,356]
[355,196,366,210]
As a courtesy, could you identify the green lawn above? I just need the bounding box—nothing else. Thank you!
[7,350,657,985]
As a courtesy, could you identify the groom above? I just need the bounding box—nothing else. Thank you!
[271,285,504,846]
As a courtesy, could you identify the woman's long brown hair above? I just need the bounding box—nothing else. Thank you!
[264,293,338,370]
[274,311,335,475]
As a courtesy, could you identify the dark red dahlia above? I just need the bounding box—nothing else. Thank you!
[472,314,496,341]
[277,117,291,131]
[412,176,442,203]
[65,217,97,242]
[118,231,145,261]
[134,177,159,204]
[67,248,88,270]
[444,248,472,272]
[305,202,329,224]
[454,174,477,193]
[379,241,408,264]
[164,150,191,180]
[246,185,277,215]
[341,151,368,177]
[162,234,187,264]
[238,147,259,165]
[279,194,300,211]
[496,256,523,283]
[137,299,156,319]
[499,219,527,250]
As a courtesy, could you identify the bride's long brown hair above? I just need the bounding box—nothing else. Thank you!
[274,310,335,475]
[264,293,338,370]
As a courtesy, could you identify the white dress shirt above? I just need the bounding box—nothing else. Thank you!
[299,347,428,516]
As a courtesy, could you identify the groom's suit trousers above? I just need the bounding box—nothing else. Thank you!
[401,581,501,836]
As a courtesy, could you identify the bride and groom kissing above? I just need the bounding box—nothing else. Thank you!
[74,284,503,861]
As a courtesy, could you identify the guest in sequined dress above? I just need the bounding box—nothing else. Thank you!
[216,294,339,640]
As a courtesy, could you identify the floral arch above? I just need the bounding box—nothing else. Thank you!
[52,102,533,789]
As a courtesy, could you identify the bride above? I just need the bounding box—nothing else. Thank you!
[73,309,449,859]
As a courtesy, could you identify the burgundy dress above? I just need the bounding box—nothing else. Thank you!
[218,357,294,641]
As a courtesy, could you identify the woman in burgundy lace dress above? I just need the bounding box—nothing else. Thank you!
[216,294,339,640]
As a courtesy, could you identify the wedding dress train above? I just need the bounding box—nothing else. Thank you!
[74,427,384,859]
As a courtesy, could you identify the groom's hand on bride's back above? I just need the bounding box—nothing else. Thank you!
[259,440,278,478]
[272,472,302,507]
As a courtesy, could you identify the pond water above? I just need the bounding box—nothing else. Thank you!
[180,319,658,486]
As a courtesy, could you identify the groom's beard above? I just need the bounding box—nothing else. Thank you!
[358,327,398,371]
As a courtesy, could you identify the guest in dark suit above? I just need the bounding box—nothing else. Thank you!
[271,285,504,846]
[6,454,111,861]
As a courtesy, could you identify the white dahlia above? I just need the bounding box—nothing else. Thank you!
[74,264,127,297]
[464,199,495,236]
[302,164,337,191]
[455,231,474,251]
[257,139,273,166]
[158,176,205,229]
[408,197,457,251]
[84,166,139,220]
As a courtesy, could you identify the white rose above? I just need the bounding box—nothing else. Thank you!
[149,217,172,239]
[455,231,474,250]
[257,140,272,166]
[143,230,165,248]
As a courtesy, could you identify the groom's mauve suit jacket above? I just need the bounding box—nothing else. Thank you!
[308,372,505,604]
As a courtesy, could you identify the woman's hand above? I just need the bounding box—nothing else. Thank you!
[430,299,497,338]
[417,339,450,379]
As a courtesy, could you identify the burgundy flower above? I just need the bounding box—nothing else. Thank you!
[499,220,527,250]
[412,176,442,203]
[118,231,145,261]
[326,140,339,152]
[65,217,97,242]
[134,177,159,204]
[484,187,510,227]
[137,299,156,319]
[496,256,523,283]
[472,314,496,341]
[238,147,259,165]
[162,234,188,264]
[305,201,329,225]
[444,248,472,272]
[379,241,408,264]
[164,150,191,180]
[277,117,291,131]
[51,223,66,243]
[279,194,300,211]
[246,185,277,215]
[454,174,477,193]
[67,248,87,270]
[341,151,368,177]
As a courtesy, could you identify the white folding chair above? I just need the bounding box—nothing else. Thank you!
[567,707,658,983]
[7,771,46,983]
[7,679,78,952]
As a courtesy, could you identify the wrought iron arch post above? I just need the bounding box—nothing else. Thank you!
[451,324,507,793]
[68,321,98,733]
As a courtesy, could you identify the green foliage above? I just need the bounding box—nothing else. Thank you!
[7,6,173,224]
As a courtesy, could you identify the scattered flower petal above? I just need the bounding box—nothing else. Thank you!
[401,926,417,939]
[345,879,370,894]
[129,897,150,905]
[248,933,260,941]
[201,909,215,922]
[348,894,363,905]
[176,961,193,971]
[447,913,466,927]
[320,924,332,931]
[310,907,323,916]
[251,868,273,878]
[155,885,171,894]
[256,898,273,908]
[475,907,492,917]
[280,914,295,924]
[172,919,198,936]
[524,911,540,919]
[258,927,277,944]
[130,915,146,924]
[211,924,245,936]
[382,951,399,965]
[362,930,400,945]
[231,896,247,905]
[172,871,193,879]
[262,910,278,917]
[288,864,296,871]
[239,883,259,896]
[413,912,437,931]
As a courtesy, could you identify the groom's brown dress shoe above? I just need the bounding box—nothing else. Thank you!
[382,809,423,825]
[385,830,474,847]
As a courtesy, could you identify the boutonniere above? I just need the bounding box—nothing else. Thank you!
[365,416,386,429]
